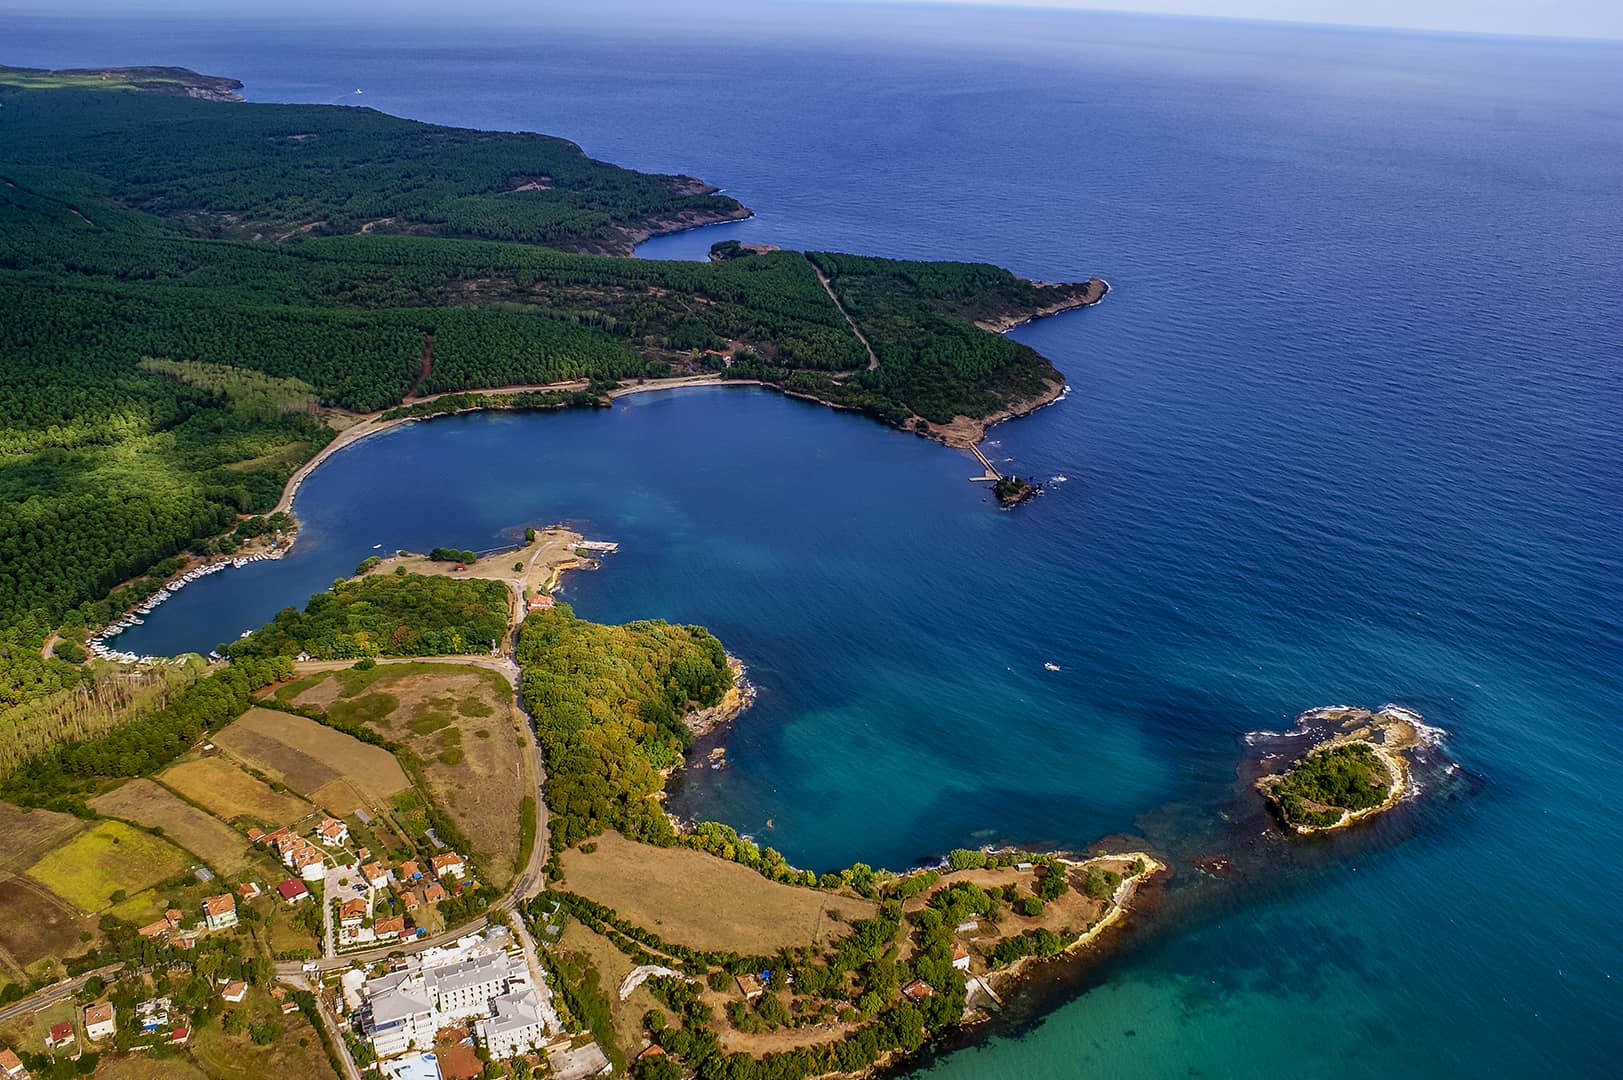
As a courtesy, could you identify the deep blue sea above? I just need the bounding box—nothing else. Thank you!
[10,7,1622,1076]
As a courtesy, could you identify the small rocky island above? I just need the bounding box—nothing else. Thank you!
[993,474,1040,506]
[1257,706,1426,833]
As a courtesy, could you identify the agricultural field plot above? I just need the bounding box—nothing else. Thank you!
[91,779,259,875]
[560,832,877,954]
[289,664,530,887]
[0,800,85,872]
[213,707,408,815]
[0,874,98,974]
[25,820,193,915]
[159,755,314,827]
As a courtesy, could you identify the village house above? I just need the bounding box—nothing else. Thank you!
[401,890,422,912]
[430,853,466,881]
[169,1027,190,1047]
[901,979,934,1003]
[202,894,237,930]
[316,818,350,846]
[44,1023,73,1051]
[136,997,171,1033]
[339,898,368,928]
[138,918,170,940]
[362,862,389,890]
[246,827,265,844]
[221,981,248,1004]
[268,830,299,856]
[526,595,555,612]
[292,844,326,881]
[84,1002,116,1041]
[423,882,448,904]
[164,908,184,929]
[374,915,406,941]
[952,944,972,971]
[399,860,423,882]
[236,881,262,902]
[278,878,309,903]
[0,1048,27,1080]
[735,973,765,999]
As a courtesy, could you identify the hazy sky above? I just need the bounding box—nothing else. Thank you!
[3,0,1618,41]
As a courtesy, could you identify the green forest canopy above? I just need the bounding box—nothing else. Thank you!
[0,73,1095,705]
[224,573,512,660]
[514,603,732,851]
[1272,743,1392,827]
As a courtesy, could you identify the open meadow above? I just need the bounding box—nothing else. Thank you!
[25,820,191,914]
[91,779,259,875]
[285,663,531,887]
[214,706,408,815]
[559,832,876,954]
[186,987,338,1080]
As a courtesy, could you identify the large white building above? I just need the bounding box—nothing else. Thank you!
[363,940,557,1061]
[475,988,549,1059]
[362,971,436,1058]
[426,952,513,1018]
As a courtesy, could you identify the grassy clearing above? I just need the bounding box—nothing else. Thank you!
[188,987,339,1080]
[25,820,191,914]
[93,1055,211,1080]
[0,800,85,872]
[158,756,313,827]
[560,832,876,954]
[106,888,170,926]
[291,664,528,888]
[213,707,408,811]
[91,778,258,874]
[0,874,98,972]
[556,918,654,1060]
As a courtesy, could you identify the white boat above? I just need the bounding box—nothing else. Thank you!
[1044,661,1061,672]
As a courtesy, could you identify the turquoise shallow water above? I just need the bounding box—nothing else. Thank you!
[13,8,1622,1076]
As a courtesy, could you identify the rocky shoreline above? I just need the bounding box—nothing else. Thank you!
[1256,705,1429,834]
[974,277,1110,333]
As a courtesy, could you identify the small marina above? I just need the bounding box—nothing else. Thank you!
[87,548,289,665]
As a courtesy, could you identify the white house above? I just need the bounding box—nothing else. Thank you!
[84,1002,116,1041]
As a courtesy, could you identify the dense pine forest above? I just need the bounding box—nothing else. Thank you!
[0,68,1099,723]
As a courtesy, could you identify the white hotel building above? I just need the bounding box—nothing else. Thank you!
[362,943,558,1060]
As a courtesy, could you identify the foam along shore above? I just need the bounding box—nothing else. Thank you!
[1256,705,1430,834]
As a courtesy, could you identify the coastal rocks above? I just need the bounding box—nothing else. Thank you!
[1255,705,1433,834]
[973,277,1109,334]
[683,656,754,738]
[993,475,1040,507]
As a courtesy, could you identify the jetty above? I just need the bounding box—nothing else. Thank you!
[969,443,1003,482]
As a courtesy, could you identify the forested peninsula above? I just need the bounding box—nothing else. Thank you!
[0,65,1106,677]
